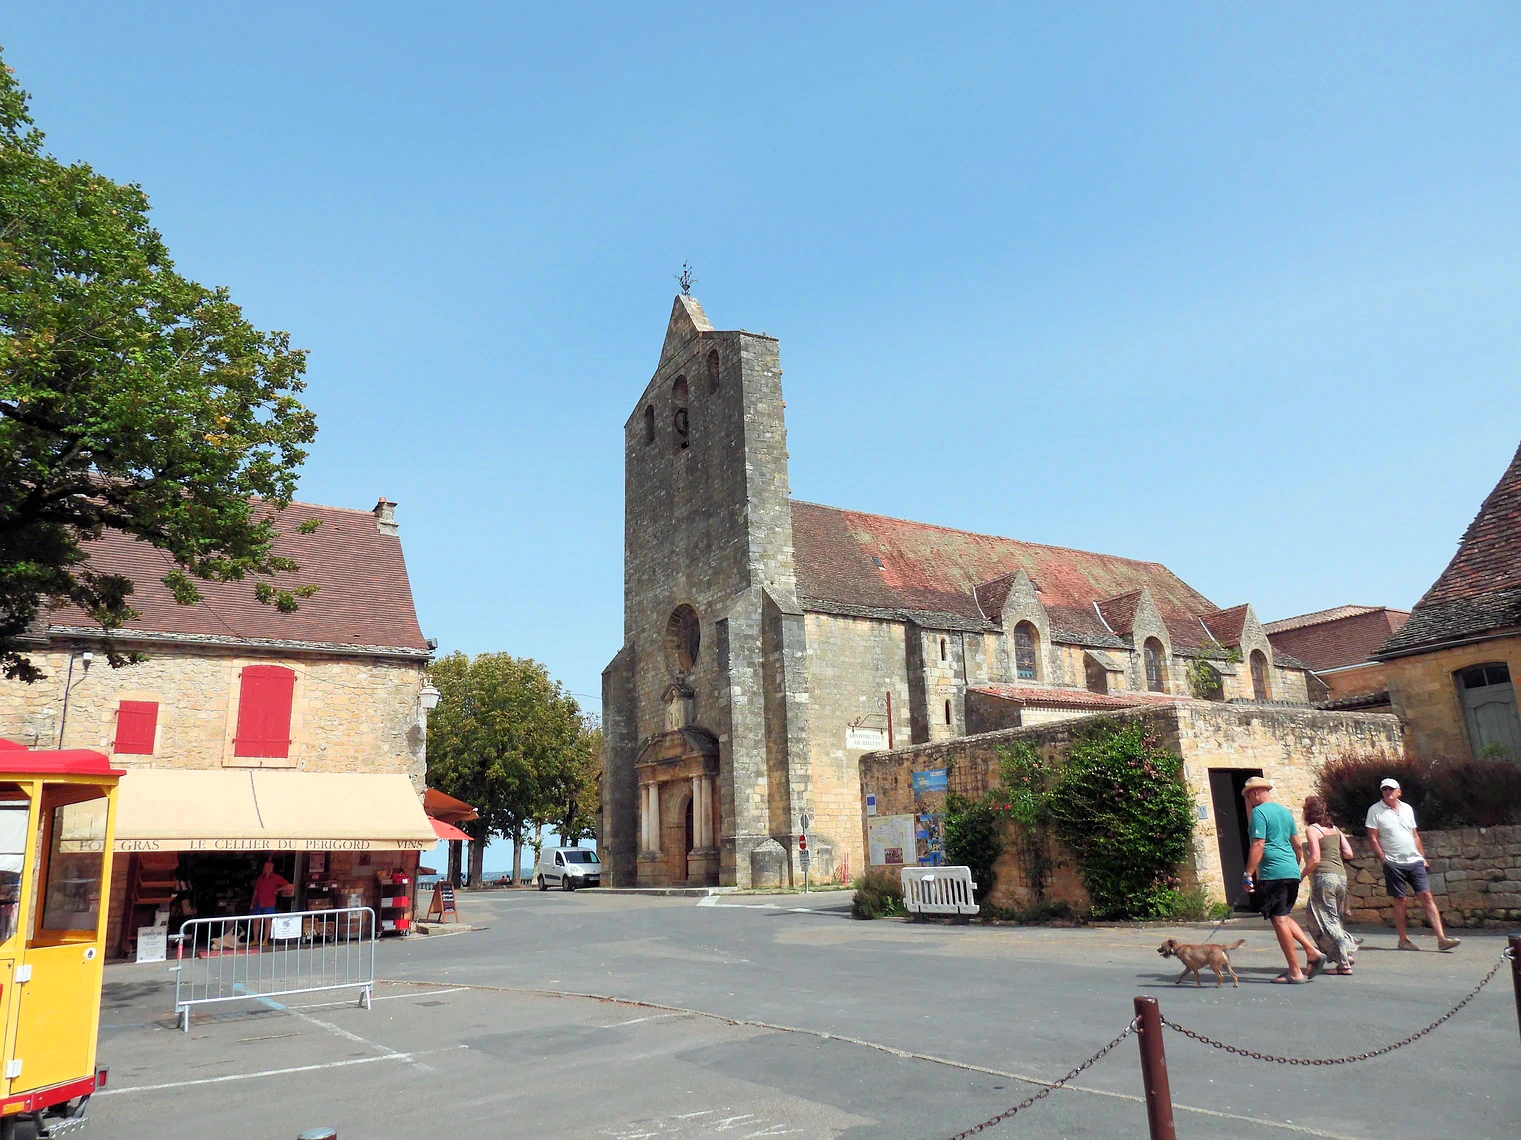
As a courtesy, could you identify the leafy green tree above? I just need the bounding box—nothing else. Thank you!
[538,714,601,848]
[424,652,583,886]
[0,50,317,681]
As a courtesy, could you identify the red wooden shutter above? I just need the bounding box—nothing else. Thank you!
[113,700,159,755]
[233,666,296,758]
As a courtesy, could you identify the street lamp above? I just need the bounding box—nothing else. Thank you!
[419,683,441,712]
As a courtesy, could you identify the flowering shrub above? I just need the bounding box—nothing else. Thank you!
[1043,719,1194,920]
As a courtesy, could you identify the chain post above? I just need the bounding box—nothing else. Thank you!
[1134,997,1177,1140]
[1509,934,1520,1059]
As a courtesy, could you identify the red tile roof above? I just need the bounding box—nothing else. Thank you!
[1379,441,1521,656]
[1263,605,1382,634]
[47,500,429,655]
[970,684,1188,710]
[791,501,1220,647]
[1201,604,1248,647]
[1095,590,1142,636]
[1266,607,1409,671]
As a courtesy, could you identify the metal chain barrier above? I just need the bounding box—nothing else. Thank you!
[1160,946,1513,1066]
[942,1017,1139,1139]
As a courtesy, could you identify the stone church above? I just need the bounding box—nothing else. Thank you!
[600,296,1315,888]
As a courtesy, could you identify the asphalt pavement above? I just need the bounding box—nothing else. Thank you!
[88,888,1520,1139]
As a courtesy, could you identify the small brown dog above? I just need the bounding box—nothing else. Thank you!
[1157,938,1244,988]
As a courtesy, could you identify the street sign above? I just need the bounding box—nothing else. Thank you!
[798,834,807,851]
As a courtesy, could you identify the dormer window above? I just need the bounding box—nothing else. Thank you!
[1014,623,1039,681]
[1144,639,1168,693]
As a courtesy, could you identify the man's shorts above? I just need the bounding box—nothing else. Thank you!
[251,904,278,916]
[1383,861,1430,898]
[1256,878,1300,919]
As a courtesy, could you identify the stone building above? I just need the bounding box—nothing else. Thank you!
[1263,605,1410,711]
[0,497,438,954]
[601,296,1318,888]
[1371,441,1521,760]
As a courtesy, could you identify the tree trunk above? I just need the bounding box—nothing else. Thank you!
[468,834,485,888]
[447,839,462,887]
[510,823,522,889]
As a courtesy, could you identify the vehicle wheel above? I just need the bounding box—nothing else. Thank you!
[537,875,548,891]
[562,875,574,891]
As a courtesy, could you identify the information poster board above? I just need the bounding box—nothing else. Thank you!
[136,927,167,963]
[867,814,916,866]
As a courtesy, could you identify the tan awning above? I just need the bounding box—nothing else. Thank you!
[112,769,436,853]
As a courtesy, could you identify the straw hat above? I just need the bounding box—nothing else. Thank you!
[1240,776,1274,796]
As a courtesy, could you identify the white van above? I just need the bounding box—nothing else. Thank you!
[534,847,602,890]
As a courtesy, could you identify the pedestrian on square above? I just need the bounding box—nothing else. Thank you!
[1365,779,1461,951]
[249,859,293,945]
[1301,795,1357,975]
[1242,777,1326,983]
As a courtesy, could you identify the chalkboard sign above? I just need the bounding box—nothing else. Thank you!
[425,881,459,923]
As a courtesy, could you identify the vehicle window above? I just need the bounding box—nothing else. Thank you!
[0,797,27,944]
[564,851,600,864]
[41,792,108,934]
[554,853,563,867]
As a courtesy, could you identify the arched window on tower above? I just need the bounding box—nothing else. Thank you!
[1144,639,1168,693]
[672,377,689,451]
[1250,650,1270,701]
[944,699,952,726]
[939,638,947,662]
[643,404,655,444]
[1014,622,1039,681]
[707,349,721,393]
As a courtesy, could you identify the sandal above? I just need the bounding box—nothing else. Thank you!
[1307,955,1327,979]
[1271,973,1308,984]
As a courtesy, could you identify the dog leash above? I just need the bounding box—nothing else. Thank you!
[1200,892,1250,944]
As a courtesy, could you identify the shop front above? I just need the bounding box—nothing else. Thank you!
[106,770,436,958]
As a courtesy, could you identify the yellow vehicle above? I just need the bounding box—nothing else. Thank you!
[0,745,119,1137]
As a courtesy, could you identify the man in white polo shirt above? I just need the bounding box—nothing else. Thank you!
[1365,778,1460,951]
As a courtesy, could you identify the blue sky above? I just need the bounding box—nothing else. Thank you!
[6,6,1520,815]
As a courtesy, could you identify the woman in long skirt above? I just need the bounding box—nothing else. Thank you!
[1302,795,1358,974]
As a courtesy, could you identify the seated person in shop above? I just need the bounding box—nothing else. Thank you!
[250,859,294,943]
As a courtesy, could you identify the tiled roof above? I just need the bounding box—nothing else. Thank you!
[791,501,1220,647]
[1095,590,1141,636]
[1267,608,1409,672]
[1379,441,1521,656]
[1201,604,1248,647]
[970,684,1188,711]
[46,500,430,655]
[1263,605,1382,634]
[1316,691,1393,712]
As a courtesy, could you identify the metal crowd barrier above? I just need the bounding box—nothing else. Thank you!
[173,907,376,1031]
[901,866,979,916]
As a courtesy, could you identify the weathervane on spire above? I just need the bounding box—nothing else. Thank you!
[675,262,697,296]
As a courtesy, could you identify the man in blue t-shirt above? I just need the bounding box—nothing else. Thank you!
[1242,777,1326,983]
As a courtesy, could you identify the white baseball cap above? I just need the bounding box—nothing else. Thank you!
[1380,778,1401,790]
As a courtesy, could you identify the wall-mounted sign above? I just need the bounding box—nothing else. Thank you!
[846,727,888,751]
[113,837,433,853]
[867,814,916,867]
[911,769,948,795]
[864,793,877,817]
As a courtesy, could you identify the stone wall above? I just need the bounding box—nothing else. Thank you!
[1383,634,1521,760]
[0,645,429,784]
[1344,826,1521,929]
[859,702,1404,910]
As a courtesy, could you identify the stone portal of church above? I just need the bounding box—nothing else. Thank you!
[636,683,720,886]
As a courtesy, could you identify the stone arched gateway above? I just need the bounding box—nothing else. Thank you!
[635,690,719,886]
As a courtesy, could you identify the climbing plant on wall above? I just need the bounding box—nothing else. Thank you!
[1044,719,1195,919]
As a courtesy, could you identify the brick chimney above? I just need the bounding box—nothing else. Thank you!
[373,497,398,535]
